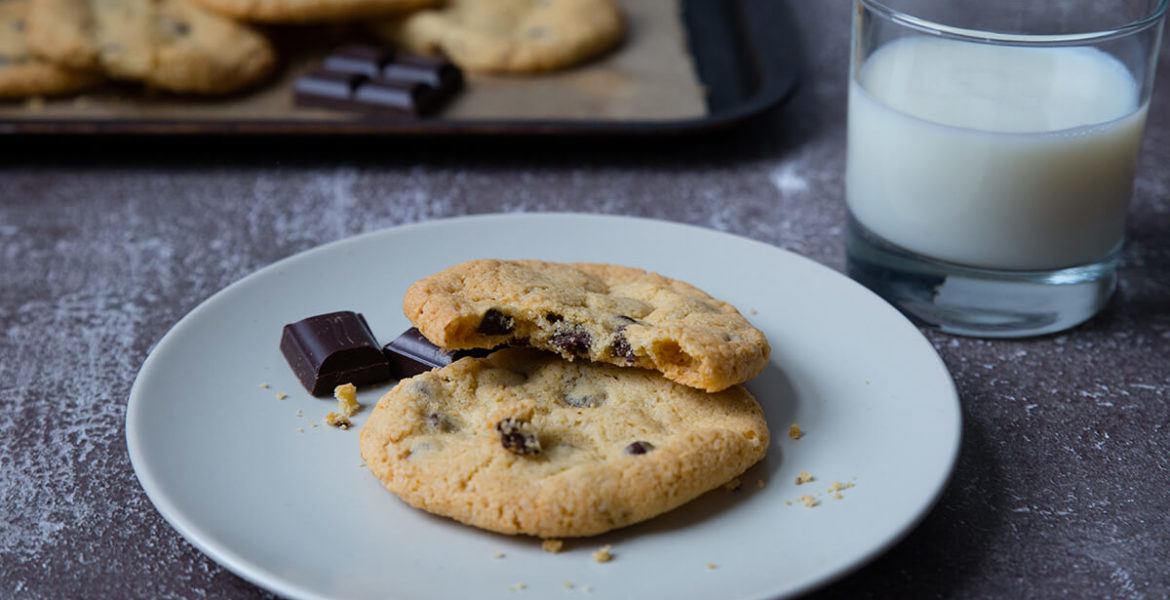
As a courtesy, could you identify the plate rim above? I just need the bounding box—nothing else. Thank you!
[125,212,961,600]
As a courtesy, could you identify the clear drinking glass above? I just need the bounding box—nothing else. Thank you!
[845,0,1167,337]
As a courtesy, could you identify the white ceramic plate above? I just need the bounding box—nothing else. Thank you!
[127,213,960,600]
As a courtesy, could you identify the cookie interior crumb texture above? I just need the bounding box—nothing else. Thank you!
[334,382,361,417]
[799,494,819,507]
[324,412,352,429]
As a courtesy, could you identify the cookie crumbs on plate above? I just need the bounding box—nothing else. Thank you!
[310,423,319,428]
[260,382,270,389]
[507,582,527,592]
[295,427,304,434]
[563,580,574,589]
[785,500,793,506]
[492,550,506,559]
[324,412,352,429]
[276,392,288,400]
[706,562,717,570]
[750,308,758,315]
[295,409,303,417]
[541,539,564,553]
[788,423,803,440]
[591,545,613,563]
[757,479,766,489]
[334,382,361,417]
[799,494,819,507]
[795,471,813,485]
[581,585,593,593]
[723,477,742,492]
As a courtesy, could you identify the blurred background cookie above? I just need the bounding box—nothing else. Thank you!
[0,0,103,98]
[27,0,275,94]
[371,0,624,73]
[187,0,437,24]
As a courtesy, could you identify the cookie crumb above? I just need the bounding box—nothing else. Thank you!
[295,427,304,433]
[706,562,717,570]
[276,392,288,400]
[334,382,361,417]
[788,423,803,440]
[749,308,758,315]
[581,585,593,593]
[492,550,506,559]
[757,479,766,489]
[723,477,742,492]
[795,471,813,485]
[310,423,319,428]
[324,412,352,429]
[785,500,793,506]
[259,382,270,389]
[591,545,613,563]
[834,493,843,499]
[799,494,819,507]
[541,539,564,553]
[295,409,303,417]
[562,580,574,589]
[507,582,527,592]
[827,481,855,493]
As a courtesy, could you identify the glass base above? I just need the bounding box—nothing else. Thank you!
[845,218,1118,338]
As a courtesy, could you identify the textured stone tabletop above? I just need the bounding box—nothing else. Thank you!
[2,2,1168,598]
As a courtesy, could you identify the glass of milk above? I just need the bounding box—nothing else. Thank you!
[845,0,1166,337]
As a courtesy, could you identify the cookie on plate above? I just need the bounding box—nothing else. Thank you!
[0,0,103,98]
[370,0,624,73]
[26,0,275,94]
[359,348,770,538]
[403,259,770,393]
[187,0,436,24]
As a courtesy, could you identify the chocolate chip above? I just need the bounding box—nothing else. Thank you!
[496,418,541,455]
[550,328,591,356]
[426,412,456,432]
[624,441,654,455]
[545,313,563,323]
[477,309,514,336]
[609,332,635,363]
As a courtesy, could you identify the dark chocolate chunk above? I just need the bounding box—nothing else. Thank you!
[322,44,393,78]
[545,313,564,323]
[382,327,491,379]
[280,311,391,396]
[477,309,514,336]
[496,418,541,455]
[295,69,432,117]
[296,44,463,118]
[624,441,654,455]
[550,328,592,356]
[609,332,636,363]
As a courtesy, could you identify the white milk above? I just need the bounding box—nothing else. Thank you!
[847,36,1148,271]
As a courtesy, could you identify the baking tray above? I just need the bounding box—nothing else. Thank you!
[0,0,797,136]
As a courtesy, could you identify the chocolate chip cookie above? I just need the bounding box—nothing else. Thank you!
[26,0,275,94]
[359,348,770,537]
[187,0,436,24]
[0,0,102,98]
[403,259,770,393]
[371,0,624,73]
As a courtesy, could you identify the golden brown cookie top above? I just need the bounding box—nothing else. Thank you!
[26,0,275,94]
[404,259,771,392]
[371,0,624,73]
[0,0,103,98]
[359,348,770,537]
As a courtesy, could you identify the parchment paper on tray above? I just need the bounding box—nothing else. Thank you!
[0,0,706,123]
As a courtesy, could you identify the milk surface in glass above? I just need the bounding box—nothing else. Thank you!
[847,36,1147,271]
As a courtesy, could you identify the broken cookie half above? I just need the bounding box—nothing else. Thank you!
[402,259,770,393]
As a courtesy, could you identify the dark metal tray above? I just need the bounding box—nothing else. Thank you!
[0,0,797,136]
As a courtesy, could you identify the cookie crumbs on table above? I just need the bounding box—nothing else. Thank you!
[541,539,564,553]
[492,550,505,559]
[723,477,742,492]
[796,471,813,485]
[706,562,717,570]
[324,412,352,429]
[259,382,269,389]
[507,581,527,592]
[275,392,287,400]
[562,580,574,589]
[799,494,819,507]
[757,479,766,489]
[788,423,804,440]
[591,545,613,563]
